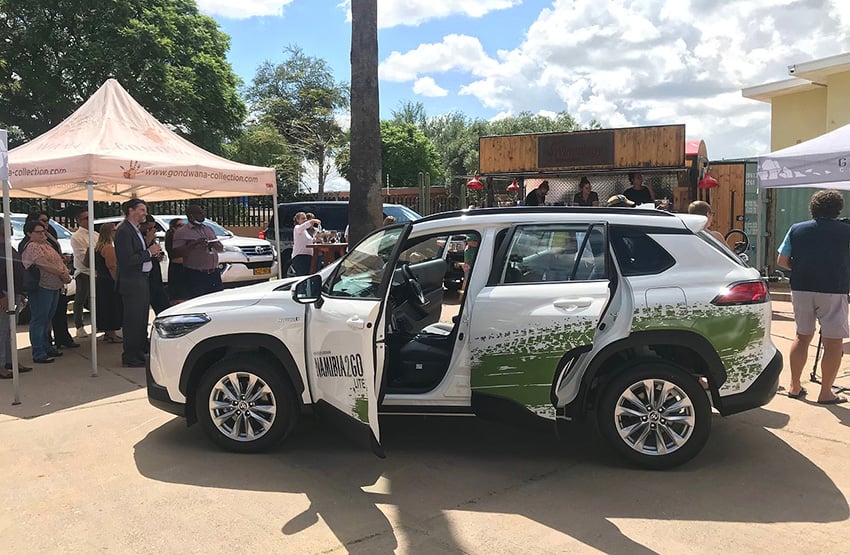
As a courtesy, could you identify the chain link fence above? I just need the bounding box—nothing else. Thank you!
[519,172,679,206]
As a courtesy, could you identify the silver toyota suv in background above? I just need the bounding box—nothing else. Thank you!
[94,215,277,284]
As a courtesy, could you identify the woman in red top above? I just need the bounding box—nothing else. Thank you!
[21,221,72,363]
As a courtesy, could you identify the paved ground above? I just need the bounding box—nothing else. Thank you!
[1,299,848,554]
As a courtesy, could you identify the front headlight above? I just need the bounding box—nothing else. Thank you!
[223,244,241,253]
[153,313,211,338]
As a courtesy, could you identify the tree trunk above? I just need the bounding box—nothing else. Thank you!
[317,150,326,201]
[348,0,383,245]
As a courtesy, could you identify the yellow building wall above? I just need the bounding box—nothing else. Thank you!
[826,72,850,132]
[770,88,827,150]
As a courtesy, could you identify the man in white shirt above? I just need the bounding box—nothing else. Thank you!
[70,209,98,338]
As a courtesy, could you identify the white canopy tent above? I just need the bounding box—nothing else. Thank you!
[758,123,850,190]
[2,79,281,404]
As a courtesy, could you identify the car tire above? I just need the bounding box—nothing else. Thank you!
[195,354,299,453]
[597,360,711,470]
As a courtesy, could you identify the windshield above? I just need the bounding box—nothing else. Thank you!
[172,217,231,237]
[325,226,404,299]
[383,205,421,223]
[10,217,73,240]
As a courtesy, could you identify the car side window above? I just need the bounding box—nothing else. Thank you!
[320,206,348,232]
[496,224,605,284]
[325,226,404,299]
[397,235,445,265]
[609,226,675,276]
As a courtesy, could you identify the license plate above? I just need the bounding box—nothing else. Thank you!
[253,267,271,275]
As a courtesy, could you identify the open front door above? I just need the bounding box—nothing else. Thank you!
[298,225,408,455]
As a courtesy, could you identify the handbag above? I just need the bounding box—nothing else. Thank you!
[23,264,41,293]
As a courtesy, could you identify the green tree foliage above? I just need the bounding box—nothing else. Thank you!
[391,100,427,128]
[420,109,583,197]
[380,120,441,188]
[0,0,245,152]
[335,121,442,189]
[422,111,479,186]
[246,46,348,200]
[223,122,305,201]
[486,111,580,135]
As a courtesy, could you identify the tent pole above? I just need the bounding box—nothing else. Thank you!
[87,182,98,376]
[3,177,21,405]
[273,187,282,279]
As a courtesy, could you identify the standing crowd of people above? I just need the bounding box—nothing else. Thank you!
[0,199,224,371]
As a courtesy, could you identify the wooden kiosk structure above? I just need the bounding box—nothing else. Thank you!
[477,125,746,251]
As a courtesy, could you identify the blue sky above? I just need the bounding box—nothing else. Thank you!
[199,0,850,165]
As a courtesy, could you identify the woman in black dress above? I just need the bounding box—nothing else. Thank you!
[94,223,122,342]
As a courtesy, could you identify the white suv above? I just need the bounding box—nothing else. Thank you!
[94,215,277,284]
[146,207,782,469]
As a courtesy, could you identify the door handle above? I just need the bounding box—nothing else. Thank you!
[346,316,366,329]
[554,298,593,309]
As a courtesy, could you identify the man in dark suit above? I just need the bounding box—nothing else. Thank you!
[114,199,161,367]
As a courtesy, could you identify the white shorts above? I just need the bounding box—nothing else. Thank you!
[791,291,850,339]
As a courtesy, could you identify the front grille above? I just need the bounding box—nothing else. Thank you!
[238,245,273,256]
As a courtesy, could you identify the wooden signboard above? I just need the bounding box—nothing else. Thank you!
[479,124,685,174]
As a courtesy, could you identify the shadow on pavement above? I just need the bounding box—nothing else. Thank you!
[134,408,848,553]
[0,340,144,419]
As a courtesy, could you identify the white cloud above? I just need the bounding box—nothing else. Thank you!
[381,0,849,158]
[301,160,349,192]
[196,0,294,19]
[379,34,498,82]
[413,77,449,97]
[339,0,521,29]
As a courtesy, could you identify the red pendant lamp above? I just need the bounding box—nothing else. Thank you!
[506,178,519,192]
[698,170,719,189]
[466,175,483,191]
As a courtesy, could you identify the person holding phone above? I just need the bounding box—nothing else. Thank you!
[171,204,224,299]
[141,214,170,314]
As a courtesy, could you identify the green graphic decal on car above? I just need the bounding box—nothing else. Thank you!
[470,319,597,420]
[632,303,767,393]
[354,396,369,423]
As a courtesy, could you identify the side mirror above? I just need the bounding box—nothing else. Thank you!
[292,274,323,305]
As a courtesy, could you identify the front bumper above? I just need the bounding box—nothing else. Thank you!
[219,259,279,284]
[717,349,783,416]
[146,358,186,418]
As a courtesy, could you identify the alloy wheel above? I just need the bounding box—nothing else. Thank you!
[208,371,277,442]
[613,378,696,456]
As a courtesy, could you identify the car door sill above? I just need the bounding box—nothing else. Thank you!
[379,405,474,416]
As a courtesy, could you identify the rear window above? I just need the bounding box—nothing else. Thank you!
[610,227,675,276]
[275,203,420,231]
[697,231,747,266]
[494,224,606,284]
[277,204,347,232]
[383,205,421,223]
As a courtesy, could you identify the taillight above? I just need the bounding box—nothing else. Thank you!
[258,230,266,240]
[711,281,769,305]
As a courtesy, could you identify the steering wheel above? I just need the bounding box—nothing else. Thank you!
[401,263,427,305]
[724,229,750,255]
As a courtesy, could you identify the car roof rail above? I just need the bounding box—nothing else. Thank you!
[416,206,676,224]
